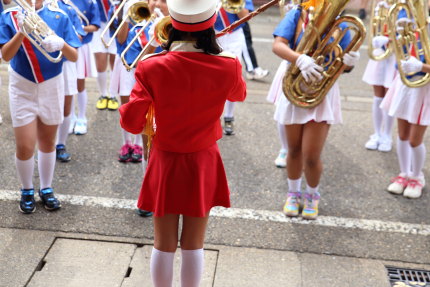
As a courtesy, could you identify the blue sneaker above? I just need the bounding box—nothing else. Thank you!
[39,188,61,211]
[56,144,71,162]
[136,209,153,217]
[19,189,36,214]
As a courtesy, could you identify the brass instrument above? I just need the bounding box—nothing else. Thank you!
[100,0,151,48]
[12,0,63,63]
[62,0,90,26]
[388,0,430,88]
[221,0,245,14]
[279,0,299,18]
[368,0,395,61]
[282,0,366,108]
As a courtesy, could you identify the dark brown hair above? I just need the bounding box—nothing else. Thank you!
[162,27,222,55]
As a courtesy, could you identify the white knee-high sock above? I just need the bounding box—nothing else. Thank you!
[381,111,394,139]
[411,143,426,178]
[38,151,56,189]
[57,115,71,146]
[181,249,204,287]
[150,248,175,287]
[396,137,412,176]
[372,97,383,136]
[277,122,288,152]
[97,71,108,97]
[15,155,34,189]
[305,184,319,195]
[224,101,235,118]
[288,178,302,192]
[134,134,143,146]
[122,129,132,145]
[77,90,87,120]
[70,95,76,119]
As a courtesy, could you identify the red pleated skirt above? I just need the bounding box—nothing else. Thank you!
[137,143,231,217]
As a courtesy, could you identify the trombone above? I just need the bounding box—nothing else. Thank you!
[100,0,151,48]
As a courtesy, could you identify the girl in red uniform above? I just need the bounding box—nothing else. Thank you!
[119,0,246,285]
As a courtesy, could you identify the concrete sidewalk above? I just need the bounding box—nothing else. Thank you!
[1,227,429,287]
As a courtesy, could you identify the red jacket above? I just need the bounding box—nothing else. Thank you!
[120,42,247,153]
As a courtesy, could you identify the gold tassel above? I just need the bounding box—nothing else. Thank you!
[301,0,323,10]
[143,104,155,151]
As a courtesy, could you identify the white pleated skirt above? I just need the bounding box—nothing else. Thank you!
[362,54,397,88]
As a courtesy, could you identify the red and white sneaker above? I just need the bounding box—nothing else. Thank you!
[387,174,409,195]
[403,176,425,199]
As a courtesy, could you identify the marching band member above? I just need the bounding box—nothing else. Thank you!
[214,0,253,135]
[0,0,12,125]
[362,0,396,152]
[271,0,359,219]
[119,0,246,283]
[70,0,100,135]
[53,0,86,162]
[381,16,430,199]
[92,0,118,111]
[0,0,81,213]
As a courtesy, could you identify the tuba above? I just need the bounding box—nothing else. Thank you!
[388,0,430,88]
[221,0,245,14]
[12,0,63,63]
[368,0,395,61]
[282,0,366,108]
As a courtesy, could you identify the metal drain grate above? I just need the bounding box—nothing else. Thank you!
[386,266,430,287]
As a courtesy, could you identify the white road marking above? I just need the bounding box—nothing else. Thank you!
[1,190,429,236]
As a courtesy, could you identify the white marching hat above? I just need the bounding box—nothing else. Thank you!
[167,0,218,32]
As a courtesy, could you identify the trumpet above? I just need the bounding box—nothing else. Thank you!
[13,0,63,63]
[100,0,151,48]
[62,0,90,26]
[368,0,395,61]
[388,0,430,88]
[283,0,366,108]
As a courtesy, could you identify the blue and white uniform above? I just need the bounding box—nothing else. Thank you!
[271,6,351,125]
[72,0,100,78]
[91,0,116,54]
[0,4,81,127]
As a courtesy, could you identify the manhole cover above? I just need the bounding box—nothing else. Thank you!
[386,266,430,287]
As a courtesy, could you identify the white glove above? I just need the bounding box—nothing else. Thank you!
[395,18,413,34]
[295,54,323,83]
[401,56,423,74]
[41,34,65,53]
[15,8,25,33]
[343,50,360,67]
[372,35,389,49]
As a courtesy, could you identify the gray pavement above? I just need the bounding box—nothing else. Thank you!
[0,6,430,287]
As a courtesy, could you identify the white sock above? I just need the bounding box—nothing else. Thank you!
[15,155,34,189]
[97,71,108,97]
[134,134,143,146]
[381,112,394,139]
[224,101,235,118]
[277,122,288,152]
[305,184,319,195]
[397,137,412,175]
[288,178,302,192]
[77,90,88,120]
[372,97,383,136]
[411,143,426,178]
[70,96,76,119]
[38,150,56,189]
[122,129,132,145]
[57,114,71,146]
[181,249,204,287]
[150,248,175,287]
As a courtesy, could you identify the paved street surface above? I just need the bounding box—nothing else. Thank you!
[0,7,429,287]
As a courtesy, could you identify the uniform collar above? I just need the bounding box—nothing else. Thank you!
[169,41,203,53]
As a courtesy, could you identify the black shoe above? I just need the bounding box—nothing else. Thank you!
[224,117,235,135]
[19,189,36,214]
[39,188,61,211]
[358,8,366,20]
[56,144,71,162]
[136,209,153,217]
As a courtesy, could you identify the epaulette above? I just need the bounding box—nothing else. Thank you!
[139,50,168,62]
[214,51,236,59]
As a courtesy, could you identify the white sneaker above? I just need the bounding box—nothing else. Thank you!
[74,119,87,135]
[274,149,287,168]
[403,176,425,199]
[387,173,409,195]
[68,115,76,134]
[365,134,379,150]
[246,67,269,80]
[377,136,392,152]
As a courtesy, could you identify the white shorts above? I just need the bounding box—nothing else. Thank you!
[63,61,78,95]
[109,55,136,97]
[381,74,430,126]
[90,22,117,54]
[76,43,98,79]
[8,66,64,127]
[217,28,245,60]
[362,54,397,88]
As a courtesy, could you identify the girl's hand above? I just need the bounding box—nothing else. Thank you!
[401,56,423,74]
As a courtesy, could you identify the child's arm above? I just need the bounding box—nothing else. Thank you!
[272,36,300,64]
[83,24,98,33]
[60,42,78,62]
[1,32,25,62]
